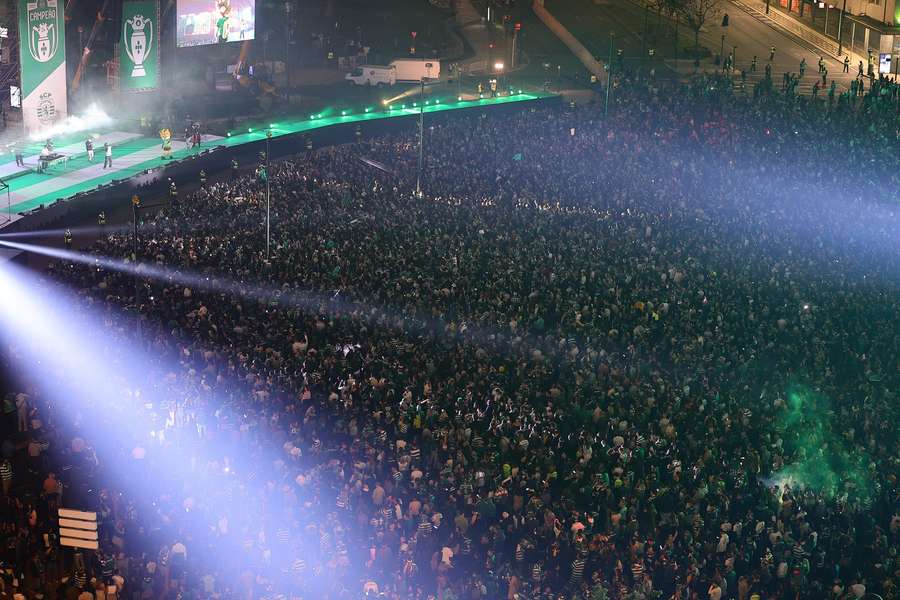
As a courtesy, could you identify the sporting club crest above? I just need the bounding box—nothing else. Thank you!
[27,0,60,64]
[37,91,57,124]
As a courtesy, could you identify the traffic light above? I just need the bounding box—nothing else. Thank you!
[514,22,521,31]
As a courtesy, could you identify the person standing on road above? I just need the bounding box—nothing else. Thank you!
[769,46,776,61]
[858,61,864,76]
[818,56,825,74]
[765,62,772,79]
[843,56,850,73]
[800,58,806,77]
[751,56,758,72]
[822,67,827,85]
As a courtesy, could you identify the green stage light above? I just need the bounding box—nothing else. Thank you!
[269,123,276,127]
[341,110,347,116]
[227,132,231,137]
[479,93,484,99]
[248,127,253,132]
[435,99,440,104]
[424,100,430,105]
[401,104,406,109]
[412,102,417,107]
[458,96,462,101]
[517,89,523,94]
[365,107,371,113]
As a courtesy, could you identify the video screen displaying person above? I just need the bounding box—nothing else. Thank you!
[176,0,255,47]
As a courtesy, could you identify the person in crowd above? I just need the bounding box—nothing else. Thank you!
[1,74,898,600]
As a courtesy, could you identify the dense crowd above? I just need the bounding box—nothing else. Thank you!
[0,79,898,600]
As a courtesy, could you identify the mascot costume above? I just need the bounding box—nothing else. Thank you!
[160,128,173,160]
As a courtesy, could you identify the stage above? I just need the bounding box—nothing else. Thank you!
[0,90,556,228]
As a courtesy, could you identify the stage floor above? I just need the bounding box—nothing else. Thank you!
[1,91,552,223]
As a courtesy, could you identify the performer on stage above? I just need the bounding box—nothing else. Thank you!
[85,137,95,162]
[103,143,113,169]
[14,145,24,167]
[39,144,51,173]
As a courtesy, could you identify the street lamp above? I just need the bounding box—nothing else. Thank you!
[837,0,847,54]
[605,32,615,117]
[416,78,424,198]
[266,129,272,261]
[494,61,504,92]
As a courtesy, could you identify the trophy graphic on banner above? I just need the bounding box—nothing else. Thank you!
[124,13,153,77]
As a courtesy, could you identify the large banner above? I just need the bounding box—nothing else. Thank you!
[18,0,68,135]
[120,1,159,91]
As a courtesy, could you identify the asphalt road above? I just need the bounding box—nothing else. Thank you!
[548,0,860,92]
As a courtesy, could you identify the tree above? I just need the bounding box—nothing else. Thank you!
[677,0,723,62]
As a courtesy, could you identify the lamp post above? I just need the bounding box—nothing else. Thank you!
[416,78,424,197]
[641,3,649,74]
[131,193,141,336]
[266,129,272,261]
[494,61,505,94]
[605,32,615,117]
[836,0,847,55]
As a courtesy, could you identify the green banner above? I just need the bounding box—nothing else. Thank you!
[120,1,159,91]
[18,0,68,134]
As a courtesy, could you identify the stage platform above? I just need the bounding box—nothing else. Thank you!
[0,90,555,227]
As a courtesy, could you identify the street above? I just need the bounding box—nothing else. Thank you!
[548,0,862,93]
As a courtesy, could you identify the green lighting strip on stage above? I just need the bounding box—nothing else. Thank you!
[7,91,555,215]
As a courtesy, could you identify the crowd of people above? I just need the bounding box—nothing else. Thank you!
[0,77,897,600]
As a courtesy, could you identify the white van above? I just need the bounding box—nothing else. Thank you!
[345,65,397,86]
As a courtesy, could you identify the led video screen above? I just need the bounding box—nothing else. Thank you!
[176,0,255,47]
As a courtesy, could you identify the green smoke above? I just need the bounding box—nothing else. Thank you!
[772,383,873,503]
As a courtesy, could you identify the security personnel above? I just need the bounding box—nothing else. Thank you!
[97,211,107,227]
[64,228,73,248]
[231,158,239,178]
[199,169,207,187]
